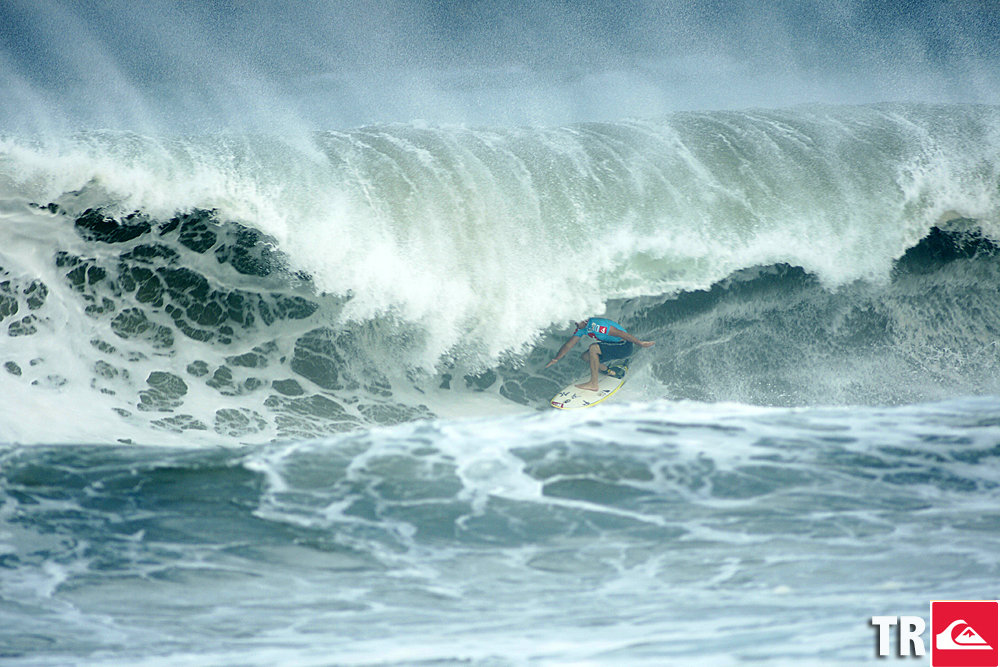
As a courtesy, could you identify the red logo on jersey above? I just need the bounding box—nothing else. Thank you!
[931,601,999,666]
[598,326,607,334]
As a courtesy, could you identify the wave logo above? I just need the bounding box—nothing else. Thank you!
[931,601,999,667]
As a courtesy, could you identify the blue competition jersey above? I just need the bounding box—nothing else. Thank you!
[573,318,626,343]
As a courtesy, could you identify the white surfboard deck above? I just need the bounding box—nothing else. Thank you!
[550,364,627,410]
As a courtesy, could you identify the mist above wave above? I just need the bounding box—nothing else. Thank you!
[2,0,998,132]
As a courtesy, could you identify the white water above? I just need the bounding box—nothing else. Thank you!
[3,105,1000,370]
[2,105,1000,445]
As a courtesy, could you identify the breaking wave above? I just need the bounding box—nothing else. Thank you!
[2,102,1000,443]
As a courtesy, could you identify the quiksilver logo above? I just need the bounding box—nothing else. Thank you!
[871,601,1000,665]
[931,602,999,666]
[937,620,994,651]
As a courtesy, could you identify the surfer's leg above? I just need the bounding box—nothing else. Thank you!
[576,343,602,391]
[579,348,608,373]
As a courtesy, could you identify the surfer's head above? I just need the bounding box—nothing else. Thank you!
[573,319,589,331]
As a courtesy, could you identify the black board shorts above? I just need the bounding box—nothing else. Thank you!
[597,340,632,362]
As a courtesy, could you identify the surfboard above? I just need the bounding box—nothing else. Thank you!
[550,362,628,410]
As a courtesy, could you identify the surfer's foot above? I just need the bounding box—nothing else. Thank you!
[575,381,600,391]
[604,366,625,378]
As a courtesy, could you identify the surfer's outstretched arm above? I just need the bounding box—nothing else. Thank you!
[546,336,580,367]
[608,327,655,348]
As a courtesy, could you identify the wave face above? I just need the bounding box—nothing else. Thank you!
[2,103,1000,443]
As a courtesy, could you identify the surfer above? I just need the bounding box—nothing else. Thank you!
[546,318,655,391]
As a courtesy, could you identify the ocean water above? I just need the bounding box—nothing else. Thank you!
[3,2,1000,665]
[4,100,1000,667]
[2,398,1000,666]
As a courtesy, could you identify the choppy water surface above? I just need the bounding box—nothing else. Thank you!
[3,398,1000,665]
